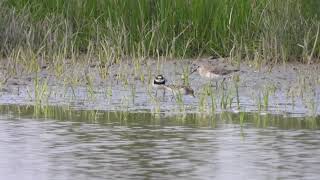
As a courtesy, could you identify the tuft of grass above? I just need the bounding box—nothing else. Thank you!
[239,111,245,126]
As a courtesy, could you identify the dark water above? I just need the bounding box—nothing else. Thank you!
[0,106,320,180]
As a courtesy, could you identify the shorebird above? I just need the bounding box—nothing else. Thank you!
[164,84,195,98]
[152,74,167,97]
[152,75,195,98]
[190,61,239,88]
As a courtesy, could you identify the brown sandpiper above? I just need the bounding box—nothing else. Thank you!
[190,61,239,88]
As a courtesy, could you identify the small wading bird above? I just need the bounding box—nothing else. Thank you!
[152,74,167,97]
[153,75,195,98]
[190,61,239,88]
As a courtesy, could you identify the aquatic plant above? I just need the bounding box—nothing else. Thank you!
[181,65,191,86]
[198,91,207,113]
[147,88,161,113]
[105,85,113,102]
[210,90,216,114]
[263,88,269,111]
[175,92,185,113]
[33,74,50,106]
[220,89,234,110]
[85,72,96,101]
[239,111,245,126]
[235,81,240,110]
[130,84,136,104]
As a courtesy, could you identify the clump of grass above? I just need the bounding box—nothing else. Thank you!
[220,89,234,110]
[198,91,207,113]
[130,84,136,104]
[234,80,240,110]
[147,86,161,113]
[181,65,191,86]
[31,74,50,106]
[105,85,113,102]
[239,111,245,126]
[175,92,185,113]
[209,90,216,114]
[262,89,270,111]
[85,71,96,101]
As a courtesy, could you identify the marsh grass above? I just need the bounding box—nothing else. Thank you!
[198,84,214,113]
[181,65,191,86]
[209,90,216,114]
[239,111,245,126]
[220,89,234,110]
[0,0,319,62]
[32,74,50,106]
[198,90,207,113]
[130,84,136,104]
[85,72,96,101]
[262,88,270,111]
[175,92,185,112]
[147,87,161,113]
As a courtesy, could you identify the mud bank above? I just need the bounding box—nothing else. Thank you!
[0,57,319,117]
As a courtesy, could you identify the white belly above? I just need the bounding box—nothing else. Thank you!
[199,71,221,79]
[153,83,166,90]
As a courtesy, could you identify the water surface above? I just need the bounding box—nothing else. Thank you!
[0,106,320,180]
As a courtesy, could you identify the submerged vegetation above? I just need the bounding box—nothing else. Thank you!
[1,105,320,129]
[0,0,319,62]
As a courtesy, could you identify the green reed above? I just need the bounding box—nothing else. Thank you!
[130,84,136,104]
[175,92,185,113]
[181,65,191,86]
[239,111,245,126]
[1,0,319,61]
[263,89,269,111]
[198,91,207,113]
[33,74,49,106]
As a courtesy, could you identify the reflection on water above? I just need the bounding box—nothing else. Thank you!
[0,105,320,180]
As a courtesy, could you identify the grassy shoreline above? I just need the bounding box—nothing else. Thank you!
[0,0,320,63]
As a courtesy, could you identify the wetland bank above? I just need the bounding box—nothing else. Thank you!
[0,0,320,117]
[0,57,320,117]
[1,0,320,179]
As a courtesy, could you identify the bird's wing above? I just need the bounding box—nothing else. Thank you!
[209,66,239,75]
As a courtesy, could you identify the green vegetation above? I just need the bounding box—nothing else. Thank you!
[0,0,319,62]
[1,104,319,129]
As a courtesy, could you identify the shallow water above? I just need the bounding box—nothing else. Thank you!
[0,59,320,116]
[0,105,320,180]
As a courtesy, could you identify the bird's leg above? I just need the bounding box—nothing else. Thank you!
[209,81,218,89]
[155,89,158,97]
[221,78,226,90]
[162,89,166,101]
[170,95,175,101]
[170,91,178,101]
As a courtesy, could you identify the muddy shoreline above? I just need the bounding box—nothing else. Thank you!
[0,57,319,117]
